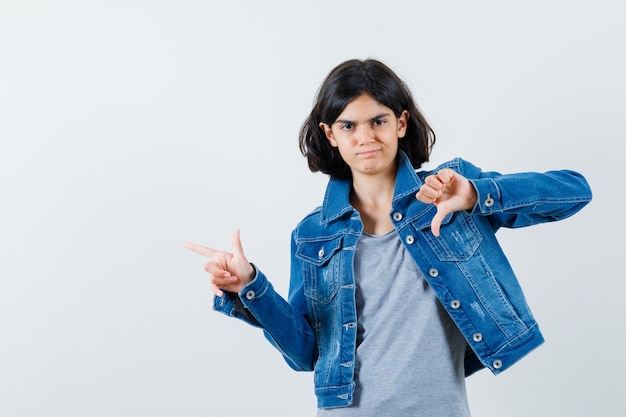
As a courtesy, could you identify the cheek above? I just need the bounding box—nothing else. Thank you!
[328,131,351,148]
[334,143,352,161]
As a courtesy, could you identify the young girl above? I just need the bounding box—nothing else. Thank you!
[185,59,592,416]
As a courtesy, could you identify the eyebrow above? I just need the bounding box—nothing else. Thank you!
[333,113,391,125]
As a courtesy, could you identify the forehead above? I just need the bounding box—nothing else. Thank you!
[335,94,393,122]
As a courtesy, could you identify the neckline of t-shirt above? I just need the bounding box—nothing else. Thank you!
[361,229,396,239]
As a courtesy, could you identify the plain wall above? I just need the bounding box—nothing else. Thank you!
[1,1,624,416]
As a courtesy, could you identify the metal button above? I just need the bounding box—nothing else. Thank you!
[493,359,503,369]
[392,212,403,221]
[405,235,415,244]
[245,290,256,300]
[484,194,494,207]
[473,333,483,342]
[429,268,439,277]
[318,248,324,258]
[451,300,461,309]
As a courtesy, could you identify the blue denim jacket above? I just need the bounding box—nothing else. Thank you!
[214,152,592,409]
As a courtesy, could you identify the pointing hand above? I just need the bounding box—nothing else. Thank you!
[185,230,255,296]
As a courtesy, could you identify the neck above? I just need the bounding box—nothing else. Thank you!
[350,173,395,208]
[350,171,396,235]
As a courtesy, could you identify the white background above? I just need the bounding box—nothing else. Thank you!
[1,1,624,416]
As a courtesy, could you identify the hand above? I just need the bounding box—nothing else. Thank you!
[415,168,477,237]
[185,230,255,297]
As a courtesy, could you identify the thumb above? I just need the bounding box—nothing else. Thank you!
[430,206,450,237]
[231,229,245,256]
[230,229,255,284]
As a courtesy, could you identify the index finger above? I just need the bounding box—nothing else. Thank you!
[435,168,455,185]
[184,241,217,258]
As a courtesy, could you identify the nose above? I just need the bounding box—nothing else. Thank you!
[355,125,375,144]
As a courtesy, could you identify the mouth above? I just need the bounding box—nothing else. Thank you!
[357,148,380,157]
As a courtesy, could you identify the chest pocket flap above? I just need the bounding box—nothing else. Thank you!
[295,234,344,266]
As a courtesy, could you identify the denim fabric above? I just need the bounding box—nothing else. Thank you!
[214,151,592,409]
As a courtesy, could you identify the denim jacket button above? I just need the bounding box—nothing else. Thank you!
[450,299,461,309]
[429,268,439,277]
[405,235,415,244]
[484,194,495,207]
[493,359,503,369]
[318,248,325,258]
[245,290,256,300]
[392,212,403,222]
[473,333,483,342]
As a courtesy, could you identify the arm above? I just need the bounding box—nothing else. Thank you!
[467,168,592,229]
[416,159,592,235]
[185,230,317,372]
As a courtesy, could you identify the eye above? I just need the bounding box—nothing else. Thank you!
[340,123,353,131]
[372,119,386,127]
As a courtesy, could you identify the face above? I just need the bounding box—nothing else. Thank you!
[319,94,408,179]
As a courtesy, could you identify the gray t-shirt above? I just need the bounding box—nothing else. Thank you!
[317,231,470,417]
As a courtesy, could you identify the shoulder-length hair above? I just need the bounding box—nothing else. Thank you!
[298,59,436,180]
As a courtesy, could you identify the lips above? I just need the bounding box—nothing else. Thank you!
[357,148,381,157]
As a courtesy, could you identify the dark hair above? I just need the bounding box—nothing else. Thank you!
[298,59,436,179]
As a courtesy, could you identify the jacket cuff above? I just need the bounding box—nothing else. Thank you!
[212,264,263,327]
[469,178,501,215]
[237,264,270,309]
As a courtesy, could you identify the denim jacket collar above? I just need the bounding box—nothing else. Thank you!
[320,151,426,225]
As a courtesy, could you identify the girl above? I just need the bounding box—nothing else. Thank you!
[185,59,592,416]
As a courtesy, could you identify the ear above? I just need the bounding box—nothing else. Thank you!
[397,110,409,138]
[319,122,338,147]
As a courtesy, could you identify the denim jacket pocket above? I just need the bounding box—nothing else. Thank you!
[295,234,343,304]
[417,209,483,262]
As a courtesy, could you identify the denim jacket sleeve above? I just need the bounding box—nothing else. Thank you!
[213,258,317,372]
[454,158,593,229]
